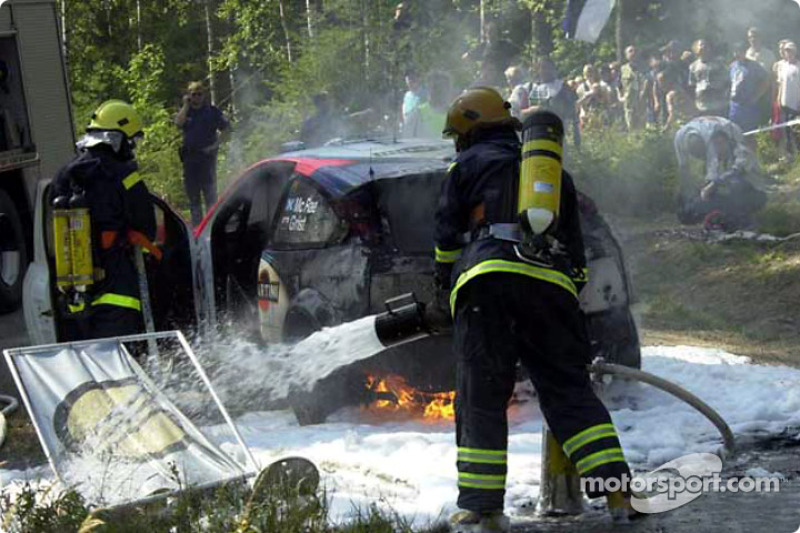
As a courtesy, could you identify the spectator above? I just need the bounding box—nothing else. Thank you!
[401,72,425,137]
[660,71,695,132]
[619,45,648,131]
[174,81,230,226]
[504,65,529,120]
[300,92,346,148]
[407,71,452,139]
[647,54,662,124]
[729,41,770,146]
[601,63,623,126]
[576,64,611,131]
[402,72,425,125]
[746,27,777,72]
[522,58,580,147]
[775,41,800,161]
[608,61,622,90]
[393,1,412,32]
[653,41,684,124]
[688,39,730,118]
[463,21,520,88]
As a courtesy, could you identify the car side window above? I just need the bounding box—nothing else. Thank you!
[271,178,345,248]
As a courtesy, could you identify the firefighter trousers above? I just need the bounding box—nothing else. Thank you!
[64,248,144,342]
[453,273,630,512]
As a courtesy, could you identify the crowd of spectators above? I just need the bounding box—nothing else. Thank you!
[395,25,800,166]
[492,27,800,161]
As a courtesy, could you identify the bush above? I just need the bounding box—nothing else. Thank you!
[567,127,678,217]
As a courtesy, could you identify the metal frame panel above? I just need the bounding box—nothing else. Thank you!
[3,330,261,506]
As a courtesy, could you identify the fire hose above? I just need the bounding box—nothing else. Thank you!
[588,360,735,456]
[0,394,19,450]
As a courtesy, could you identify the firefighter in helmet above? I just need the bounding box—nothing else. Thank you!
[52,100,159,340]
[434,87,633,532]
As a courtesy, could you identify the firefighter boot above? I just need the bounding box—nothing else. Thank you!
[607,490,646,523]
[449,510,510,533]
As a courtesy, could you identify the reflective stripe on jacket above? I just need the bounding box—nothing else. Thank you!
[433,127,587,313]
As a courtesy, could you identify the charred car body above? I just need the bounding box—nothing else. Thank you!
[25,139,639,424]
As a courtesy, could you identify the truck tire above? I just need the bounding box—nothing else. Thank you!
[0,190,27,314]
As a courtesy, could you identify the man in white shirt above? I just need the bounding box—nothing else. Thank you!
[746,27,777,71]
[775,41,800,160]
[674,116,766,230]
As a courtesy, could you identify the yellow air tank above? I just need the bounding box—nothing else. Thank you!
[53,192,94,291]
[53,196,73,290]
[518,111,564,236]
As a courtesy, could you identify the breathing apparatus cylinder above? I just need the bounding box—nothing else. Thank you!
[518,111,564,236]
[53,191,94,293]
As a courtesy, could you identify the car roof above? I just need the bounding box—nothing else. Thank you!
[264,138,456,197]
[196,139,456,235]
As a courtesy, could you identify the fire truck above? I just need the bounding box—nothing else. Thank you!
[0,0,75,313]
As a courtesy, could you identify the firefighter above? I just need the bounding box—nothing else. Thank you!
[53,100,158,341]
[434,88,632,532]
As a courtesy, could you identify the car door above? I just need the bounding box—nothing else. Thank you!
[193,160,294,335]
[23,180,201,343]
[22,180,56,345]
[147,195,202,333]
[368,170,446,312]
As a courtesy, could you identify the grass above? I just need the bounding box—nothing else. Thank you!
[623,217,800,364]
[0,478,449,533]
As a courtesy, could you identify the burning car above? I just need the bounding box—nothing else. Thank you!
[24,139,639,425]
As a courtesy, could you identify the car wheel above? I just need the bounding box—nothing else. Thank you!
[0,190,27,314]
[290,395,333,426]
[290,366,370,426]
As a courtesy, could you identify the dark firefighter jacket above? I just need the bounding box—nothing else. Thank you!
[434,127,587,313]
[53,145,156,312]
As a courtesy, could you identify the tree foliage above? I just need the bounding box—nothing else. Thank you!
[57,0,800,209]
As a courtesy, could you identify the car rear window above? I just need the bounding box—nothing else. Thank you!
[375,171,445,254]
[271,178,345,248]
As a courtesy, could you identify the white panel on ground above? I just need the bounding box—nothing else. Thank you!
[4,333,249,507]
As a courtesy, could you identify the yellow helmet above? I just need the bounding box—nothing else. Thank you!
[87,100,143,139]
[442,86,513,139]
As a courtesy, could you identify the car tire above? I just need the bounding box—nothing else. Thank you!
[291,395,333,426]
[290,366,370,426]
[0,190,27,314]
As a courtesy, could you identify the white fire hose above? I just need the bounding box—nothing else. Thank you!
[539,359,736,516]
[0,394,19,450]
[589,359,735,455]
[743,117,800,136]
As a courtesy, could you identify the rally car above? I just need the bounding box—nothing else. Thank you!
[24,139,639,424]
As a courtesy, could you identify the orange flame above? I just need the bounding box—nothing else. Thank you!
[364,374,455,420]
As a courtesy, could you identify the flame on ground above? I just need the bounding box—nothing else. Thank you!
[364,374,455,420]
